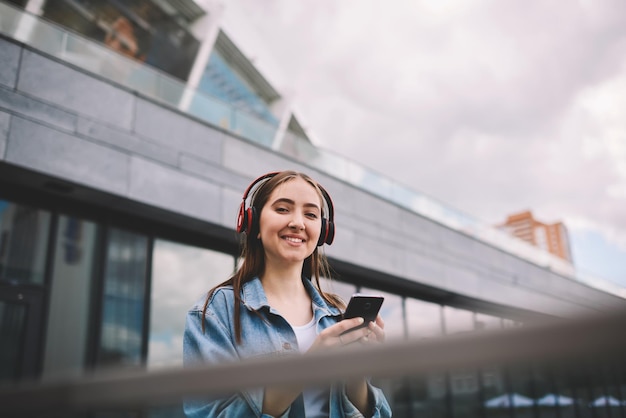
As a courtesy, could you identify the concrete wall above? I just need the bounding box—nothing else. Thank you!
[1,35,624,319]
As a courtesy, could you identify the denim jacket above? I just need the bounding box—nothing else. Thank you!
[183,277,392,417]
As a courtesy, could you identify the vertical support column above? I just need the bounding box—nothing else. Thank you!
[269,96,292,151]
[179,2,223,111]
[13,0,47,44]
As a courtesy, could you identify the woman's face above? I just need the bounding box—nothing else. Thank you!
[258,177,322,267]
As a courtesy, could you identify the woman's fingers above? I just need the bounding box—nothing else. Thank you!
[338,319,385,346]
[375,314,385,329]
[313,317,386,351]
[340,317,365,334]
[336,318,366,345]
[369,316,386,343]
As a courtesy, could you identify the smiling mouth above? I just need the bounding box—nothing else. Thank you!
[284,236,304,243]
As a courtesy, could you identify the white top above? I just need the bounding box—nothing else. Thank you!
[292,316,317,353]
[291,316,329,418]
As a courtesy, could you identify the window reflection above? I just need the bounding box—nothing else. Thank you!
[43,215,99,379]
[406,298,442,339]
[503,317,523,328]
[198,47,278,125]
[148,239,235,369]
[97,228,148,368]
[360,287,404,342]
[318,277,356,307]
[443,307,481,417]
[443,306,474,335]
[475,312,503,330]
[0,200,50,284]
[0,301,26,381]
[486,365,537,418]
[357,287,405,415]
[403,299,446,417]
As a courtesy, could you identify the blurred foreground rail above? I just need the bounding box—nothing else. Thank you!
[1,308,626,417]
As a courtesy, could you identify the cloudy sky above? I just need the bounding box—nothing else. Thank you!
[221,0,626,287]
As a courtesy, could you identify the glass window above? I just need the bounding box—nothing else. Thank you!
[198,48,278,125]
[0,200,51,285]
[404,299,446,418]
[502,317,522,328]
[43,215,100,379]
[318,278,356,307]
[0,301,26,381]
[406,298,442,339]
[475,312,503,330]
[443,306,474,335]
[443,307,482,417]
[41,0,200,81]
[492,366,536,418]
[449,367,483,418]
[358,287,405,415]
[97,227,149,368]
[148,239,235,369]
[360,287,404,342]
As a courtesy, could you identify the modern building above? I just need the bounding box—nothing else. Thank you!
[497,211,573,264]
[0,1,625,417]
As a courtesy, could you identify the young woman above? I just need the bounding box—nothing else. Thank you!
[183,170,391,417]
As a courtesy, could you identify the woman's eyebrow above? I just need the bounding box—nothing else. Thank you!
[272,198,320,211]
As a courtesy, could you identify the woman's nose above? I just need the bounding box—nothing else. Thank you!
[288,213,305,230]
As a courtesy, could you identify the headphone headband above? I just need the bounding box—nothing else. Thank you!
[236,171,335,246]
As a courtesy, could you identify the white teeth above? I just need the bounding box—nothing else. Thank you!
[285,237,303,243]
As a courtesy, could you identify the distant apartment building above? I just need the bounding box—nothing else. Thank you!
[497,211,573,263]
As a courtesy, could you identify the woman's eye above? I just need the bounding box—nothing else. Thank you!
[306,213,318,219]
[276,207,288,213]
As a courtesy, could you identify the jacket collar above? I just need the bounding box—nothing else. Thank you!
[241,276,342,317]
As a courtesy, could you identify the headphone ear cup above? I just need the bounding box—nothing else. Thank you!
[247,206,257,235]
[317,219,327,246]
[236,204,257,234]
[325,220,335,245]
[318,218,335,246]
[236,202,247,233]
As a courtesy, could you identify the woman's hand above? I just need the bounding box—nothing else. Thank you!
[303,316,386,415]
[308,315,386,352]
[362,315,385,344]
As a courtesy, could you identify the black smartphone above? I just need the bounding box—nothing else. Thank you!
[341,294,384,335]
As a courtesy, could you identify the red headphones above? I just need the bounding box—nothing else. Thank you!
[236,171,335,246]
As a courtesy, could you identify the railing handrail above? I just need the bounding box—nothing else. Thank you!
[1,309,625,415]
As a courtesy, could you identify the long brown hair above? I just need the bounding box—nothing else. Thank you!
[202,171,344,343]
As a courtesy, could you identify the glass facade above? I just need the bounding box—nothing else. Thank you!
[0,300,26,381]
[406,298,444,339]
[43,215,100,379]
[97,228,149,368]
[198,49,278,126]
[319,277,356,304]
[193,47,279,147]
[0,200,50,285]
[40,0,200,81]
[148,239,235,370]
[0,200,51,381]
[361,286,405,342]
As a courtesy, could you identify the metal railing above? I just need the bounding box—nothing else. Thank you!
[1,309,626,417]
[0,1,623,299]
